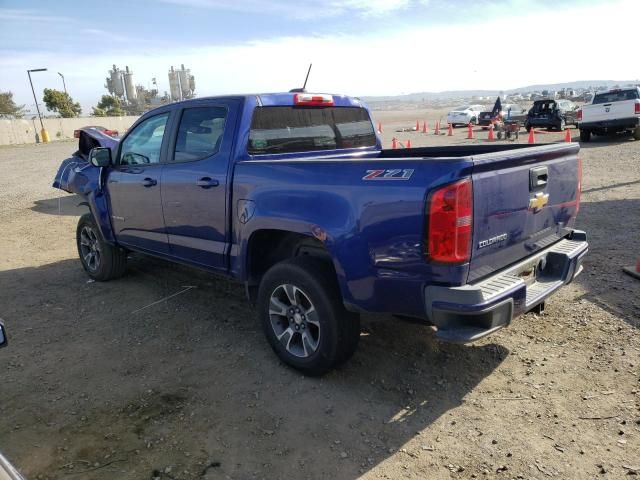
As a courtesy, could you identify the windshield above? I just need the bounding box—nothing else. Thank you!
[592,89,639,104]
[248,106,376,155]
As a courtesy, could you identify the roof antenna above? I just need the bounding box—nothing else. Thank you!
[289,63,312,93]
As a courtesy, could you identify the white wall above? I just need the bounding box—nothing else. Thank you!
[0,116,140,146]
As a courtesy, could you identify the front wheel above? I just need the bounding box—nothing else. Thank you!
[257,257,360,375]
[76,213,127,281]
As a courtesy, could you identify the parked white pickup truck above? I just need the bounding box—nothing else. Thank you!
[577,87,640,141]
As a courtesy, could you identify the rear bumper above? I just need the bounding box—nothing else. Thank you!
[425,230,588,343]
[579,117,639,131]
[526,118,560,128]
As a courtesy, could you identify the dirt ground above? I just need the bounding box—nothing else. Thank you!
[0,114,639,480]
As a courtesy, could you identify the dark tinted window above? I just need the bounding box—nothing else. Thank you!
[592,89,639,104]
[248,106,376,155]
[174,107,227,162]
[120,113,169,165]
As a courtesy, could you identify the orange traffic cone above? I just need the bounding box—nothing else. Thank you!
[488,124,495,141]
[422,121,428,134]
[391,137,397,149]
[434,121,441,135]
[406,139,412,149]
[378,122,382,133]
[564,129,571,143]
[415,120,420,131]
[447,123,453,136]
[528,128,535,144]
[467,123,474,139]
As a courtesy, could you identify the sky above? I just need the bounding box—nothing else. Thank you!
[0,0,638,115]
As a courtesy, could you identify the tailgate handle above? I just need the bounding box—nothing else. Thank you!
[529,166,548,190]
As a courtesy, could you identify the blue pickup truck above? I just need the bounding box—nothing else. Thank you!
[54,92,587,374]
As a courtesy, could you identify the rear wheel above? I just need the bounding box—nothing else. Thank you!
[558,119,566,131]
[525,124,532,133]
[257,257,360,375]
[634,127,640,141]
[579,129,591,142]
[76,213,127,281]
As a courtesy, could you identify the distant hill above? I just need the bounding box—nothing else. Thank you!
[362,80,638,103]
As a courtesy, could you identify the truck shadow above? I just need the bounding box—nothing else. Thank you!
[573,198,640,328]
[0,256,506,480]
[30,194,88,216]
[578,131,638,148]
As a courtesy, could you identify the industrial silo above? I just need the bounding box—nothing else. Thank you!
[109,65,125,98]
[178,64,191,99]
[123,66,137,102]
[168,66,181,101]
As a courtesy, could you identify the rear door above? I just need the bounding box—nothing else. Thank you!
[160,99,240,270]
[468,144,580,282]
[107,111,172,254]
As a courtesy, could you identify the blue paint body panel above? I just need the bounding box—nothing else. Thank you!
[53,94,585,325]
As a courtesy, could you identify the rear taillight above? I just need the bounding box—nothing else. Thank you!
[293,93,334,106]
[576,109,583,121]
[576,158,582,216]
[634,100,640,114]
[426,178,473,263]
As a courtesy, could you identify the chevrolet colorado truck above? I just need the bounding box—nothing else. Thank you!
[53,92,588,375]
[577,87,640,142]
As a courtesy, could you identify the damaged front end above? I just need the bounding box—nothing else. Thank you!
[52,128,120,243]
[52,128,119,194]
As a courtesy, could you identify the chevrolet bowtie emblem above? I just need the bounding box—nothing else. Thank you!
[529,192,549,212]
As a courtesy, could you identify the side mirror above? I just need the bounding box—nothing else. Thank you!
[89,147,112,167]
[0,320,7,348]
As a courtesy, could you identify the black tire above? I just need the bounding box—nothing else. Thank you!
[579,129,591,142]
[76,213,127,281]
[257,256,360,375]
[634,127,640,141]
[525,124,532,133]
[470,117,477,125]
[558,119,565,131]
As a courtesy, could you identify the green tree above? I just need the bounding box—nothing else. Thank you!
[0,91,25,118]
[92,95,124,117]
[42,88,81,118]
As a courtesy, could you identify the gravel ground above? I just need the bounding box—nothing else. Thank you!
[0,122,639,480]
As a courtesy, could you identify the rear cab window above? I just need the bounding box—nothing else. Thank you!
[592,89,639,104]
[174,106,227,162]
[248,106,376,155]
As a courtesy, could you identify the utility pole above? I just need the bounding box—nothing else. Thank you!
[58,72,67,95]
[27,68,49,143]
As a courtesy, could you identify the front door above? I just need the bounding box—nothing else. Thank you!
[160,102,239,269]
[107,112,171,254]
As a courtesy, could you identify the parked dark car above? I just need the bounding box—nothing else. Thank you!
[525,99,578,132]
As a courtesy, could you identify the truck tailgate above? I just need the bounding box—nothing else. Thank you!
[583,100,635,122]
[468,143,580,283]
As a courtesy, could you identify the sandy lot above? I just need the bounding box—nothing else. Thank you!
[0,119,639,480]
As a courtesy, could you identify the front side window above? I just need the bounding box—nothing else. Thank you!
[174,106,227,162]
[120,113,169,165]
[248,106,376,155]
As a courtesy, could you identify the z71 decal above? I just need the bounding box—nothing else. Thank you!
[362,169,414,181]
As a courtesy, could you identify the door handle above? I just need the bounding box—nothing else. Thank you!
[529,166,548,190]
[142,178,157,187]
[196,177,219,188]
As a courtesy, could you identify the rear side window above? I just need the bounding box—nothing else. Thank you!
[592,89,639,104]
[248,106,376,155]
[174,106,227,162]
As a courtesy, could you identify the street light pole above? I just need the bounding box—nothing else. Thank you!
[58,72,67,95]
[27,68,49,143]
